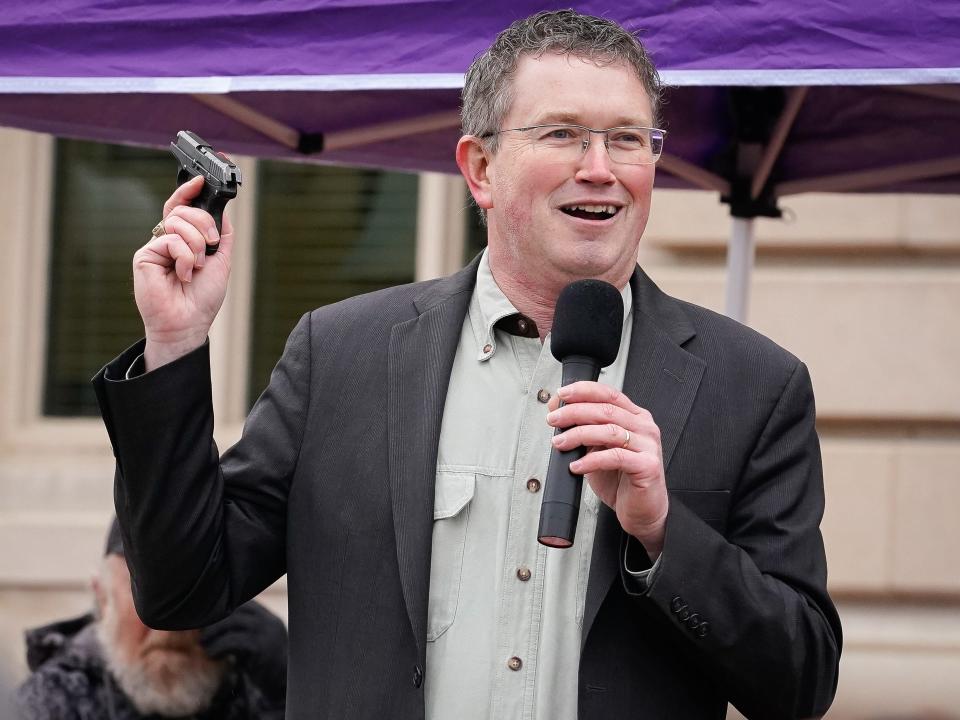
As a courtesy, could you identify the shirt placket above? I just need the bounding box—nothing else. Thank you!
[490,333,560,720]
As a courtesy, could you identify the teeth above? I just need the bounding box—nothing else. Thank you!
[567,204,618,215]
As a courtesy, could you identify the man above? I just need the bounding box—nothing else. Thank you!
[92,10,841,720]
[14,520,286,719]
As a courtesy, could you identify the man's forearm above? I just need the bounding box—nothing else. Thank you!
[144,333,208,372]
[97,340,233,629]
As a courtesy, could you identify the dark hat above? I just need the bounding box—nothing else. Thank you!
[104,517,124,557]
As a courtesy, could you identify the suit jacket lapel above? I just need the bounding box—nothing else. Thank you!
[582,266,707,645]
[386,259,707,655]
[387,261,477,662]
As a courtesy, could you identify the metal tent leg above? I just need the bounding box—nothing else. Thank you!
[724,216,756,323]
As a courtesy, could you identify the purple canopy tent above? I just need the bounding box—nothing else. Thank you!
[2,1,959,321]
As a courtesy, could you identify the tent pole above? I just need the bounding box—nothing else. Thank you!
[724,217,756,323]
[751,87,808,199]
[776,155,960,196]
[656,154,731,194]
[323,110,462,151]
[192,94,301,150]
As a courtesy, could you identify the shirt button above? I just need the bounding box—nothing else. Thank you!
[516,567,532,582]
[517,318,528,333]
[526,478,541,493]
[482,343,493,354]
[507,656,523,671]
[537,389,551,403]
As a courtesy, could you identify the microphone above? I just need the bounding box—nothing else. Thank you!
[538,279,624,549]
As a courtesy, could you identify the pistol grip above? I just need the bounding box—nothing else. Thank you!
[178,173,228,256]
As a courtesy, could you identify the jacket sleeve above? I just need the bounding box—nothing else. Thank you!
[92,314,312,630]
[627,360,842,720]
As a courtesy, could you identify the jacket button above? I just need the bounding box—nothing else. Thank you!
[526,478,541,493]
[670,596,684,613]
[507,656,523,671]
[412,665,424,688]
[687,613,701,628]
[537,389,551,403]
[696,622,710,639]
[678,607,691,621]
[516,567,532,582]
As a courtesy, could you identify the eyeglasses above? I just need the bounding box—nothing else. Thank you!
[480,123,665,165]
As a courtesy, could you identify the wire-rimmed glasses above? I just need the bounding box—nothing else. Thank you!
[480,123,665,165]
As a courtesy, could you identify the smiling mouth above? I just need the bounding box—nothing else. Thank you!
[560,204,620,221]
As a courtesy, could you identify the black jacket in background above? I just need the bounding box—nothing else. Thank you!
[14,613,284,720]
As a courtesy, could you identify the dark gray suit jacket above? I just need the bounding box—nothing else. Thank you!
[93,259,841,719]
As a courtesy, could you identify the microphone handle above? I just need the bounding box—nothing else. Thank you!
[537,355,602,548]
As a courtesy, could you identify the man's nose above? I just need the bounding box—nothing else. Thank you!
[575,133,616,184]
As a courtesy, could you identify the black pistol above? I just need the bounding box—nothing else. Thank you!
[169,130,242,255]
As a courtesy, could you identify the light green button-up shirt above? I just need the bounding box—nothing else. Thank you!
[425,251,633,720]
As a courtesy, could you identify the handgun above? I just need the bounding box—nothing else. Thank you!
[169,130,242,255]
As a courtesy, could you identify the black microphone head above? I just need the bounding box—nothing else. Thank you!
[550,279,624,366]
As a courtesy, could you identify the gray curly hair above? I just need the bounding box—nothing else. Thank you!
[461,9,662,150]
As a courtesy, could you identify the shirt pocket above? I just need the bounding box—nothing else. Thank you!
[426,471,476,642]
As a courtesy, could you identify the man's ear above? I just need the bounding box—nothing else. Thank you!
[456,135,494,210]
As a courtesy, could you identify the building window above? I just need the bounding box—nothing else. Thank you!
[248,162,418,404]
[44,139,169,416]
[41,139,420,418]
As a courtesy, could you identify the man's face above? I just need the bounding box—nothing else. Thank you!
[95,555,224,716]
[473,53,656,293]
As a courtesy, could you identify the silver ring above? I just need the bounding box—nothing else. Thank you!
[150,220,165,239]
[621,429,631,449]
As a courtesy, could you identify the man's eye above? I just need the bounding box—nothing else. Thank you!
[542,127,578,140]
[610,131,646,145]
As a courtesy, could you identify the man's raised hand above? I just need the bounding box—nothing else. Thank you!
[134,175,235,371]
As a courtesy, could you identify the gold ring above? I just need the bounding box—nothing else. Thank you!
[150,221,165,239]
[621,429,631,449]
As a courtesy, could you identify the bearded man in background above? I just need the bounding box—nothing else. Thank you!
[14,520,286,720]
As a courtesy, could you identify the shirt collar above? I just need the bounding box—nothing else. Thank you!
[468,249,634,362]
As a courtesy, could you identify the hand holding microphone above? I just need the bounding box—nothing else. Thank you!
[538,280,669,559]
[537,279,623,548]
